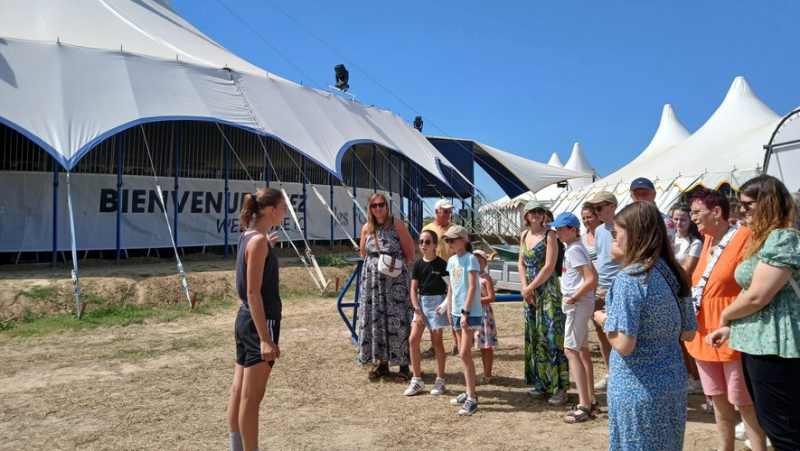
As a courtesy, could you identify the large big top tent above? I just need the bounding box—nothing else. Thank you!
[552,76,783,216]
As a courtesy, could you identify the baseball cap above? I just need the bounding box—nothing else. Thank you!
[630,177,656,192]
[434,199,453,211]
[587,191,618,206]
[524,200,546,212]
[442,225,468,240]
[548,212,581,229]
[472,249,489,261]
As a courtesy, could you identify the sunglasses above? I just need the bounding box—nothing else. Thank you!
[418,239,433,245]
[740,200,757,211]
[594,203,610,212]
[443,237,463,243]
[370,202,386,209]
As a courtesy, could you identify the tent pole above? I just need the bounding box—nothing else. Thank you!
[302,156,308,243]
[372,145,377,193]
[116,134,123,264]
[330,172,334,251]
[265,140,270,187]
[52,157,59,267]
[388,152,394,214]
[352,151,357,239]
[173,122,180,251]
[223,128,230,259]
[399,157,405,224]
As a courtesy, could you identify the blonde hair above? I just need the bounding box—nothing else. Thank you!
[365,193,392,234]
[739,175,798,260]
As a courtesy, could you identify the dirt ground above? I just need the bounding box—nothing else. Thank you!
[0,260,737,450]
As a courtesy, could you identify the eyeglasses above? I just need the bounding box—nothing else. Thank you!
[689,208,708,218]
[418,239,433,245]
[594,203,610,212]
[370,202,386,209]
[444,237,463,243]
[740,200,757,211]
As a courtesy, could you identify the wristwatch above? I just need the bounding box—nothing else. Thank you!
[461,309,469,316]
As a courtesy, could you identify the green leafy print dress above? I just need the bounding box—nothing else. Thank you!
[522,238,569,392]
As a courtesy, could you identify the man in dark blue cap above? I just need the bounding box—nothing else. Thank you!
[630,177,676,242]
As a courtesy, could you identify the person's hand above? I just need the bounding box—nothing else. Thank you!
[460,314,468,329]
[593,310,607,328]
[413,311,424,325]
[261,340,280,362]
[706,327,731,348]
[268,231,279,246]
[521,285,533,300]
[565,296,575,305]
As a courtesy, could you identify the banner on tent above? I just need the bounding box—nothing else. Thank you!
[0,172,400,252]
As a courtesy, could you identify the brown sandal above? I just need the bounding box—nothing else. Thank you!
[368,363,389,380]
[394,365,411,383]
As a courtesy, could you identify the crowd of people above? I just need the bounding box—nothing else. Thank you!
[226,173,800,450]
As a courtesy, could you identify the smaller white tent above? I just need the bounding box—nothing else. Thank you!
[564,142,598,189]
[764,108,800,192]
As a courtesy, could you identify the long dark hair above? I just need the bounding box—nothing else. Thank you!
[669,203,702,242]
[240,188,283,231]
[739,175,797,260]
[615,202,690,297]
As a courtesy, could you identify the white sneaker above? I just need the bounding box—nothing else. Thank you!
[735,421,747,441]
[594,375,608,391]
[687,377,704,395]
[458,397,478,416]
[403,377,425,396]
[548,389,568,406]
[430,378,446,396]
[476,374,491,385]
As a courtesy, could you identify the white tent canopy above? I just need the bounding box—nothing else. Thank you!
[765,108,800,192]
[552,77,781,216]
[564,142,597,189]
[0,0,455,183]
[547,152,565,167]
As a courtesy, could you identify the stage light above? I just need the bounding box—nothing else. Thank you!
[557,181,568,188]
[413,116,423,132]
[334,64,349,92]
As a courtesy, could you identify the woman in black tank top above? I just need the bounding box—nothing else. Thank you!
[226,188,286,451]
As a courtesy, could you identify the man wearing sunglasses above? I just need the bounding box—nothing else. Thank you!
[586,190,621,391]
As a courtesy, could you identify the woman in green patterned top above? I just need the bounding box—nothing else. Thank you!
[707,175,800,450]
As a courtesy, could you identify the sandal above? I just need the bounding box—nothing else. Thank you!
[394,365,411,383]
[563,406,593,424]
[368,363,389,380]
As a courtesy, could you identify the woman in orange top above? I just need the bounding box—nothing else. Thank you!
[687,189,767,451]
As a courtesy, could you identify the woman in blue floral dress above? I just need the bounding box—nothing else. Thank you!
[517,201,569,404]
[594,202,697,451]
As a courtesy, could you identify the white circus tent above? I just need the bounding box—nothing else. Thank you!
[764,108,800,192]
[552,76,782,216]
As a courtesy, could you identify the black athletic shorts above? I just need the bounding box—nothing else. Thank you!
[235,308,281,368]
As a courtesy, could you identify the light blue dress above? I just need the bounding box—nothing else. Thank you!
[605,258,698,451]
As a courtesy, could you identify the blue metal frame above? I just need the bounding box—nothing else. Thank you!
[336,258,363,345]
[352,154,357,239]
[223,130,230,259]
[329,172,334,250]
[52,159,59,266]
[173,123,180,246]
[302,156,308,243]
[372,145,377,193]
[116,135,123,263]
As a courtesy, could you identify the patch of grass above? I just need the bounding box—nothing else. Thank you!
[18,285,58,300]
[109,347,158,360]
[0,297,236,338]
[315,255,353,268]
[170,337,217,351]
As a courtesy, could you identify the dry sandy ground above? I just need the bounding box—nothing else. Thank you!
[0,261,737,450]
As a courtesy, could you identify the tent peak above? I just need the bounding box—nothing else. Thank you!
[547,152,565,167]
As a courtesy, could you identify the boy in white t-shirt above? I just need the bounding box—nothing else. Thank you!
[549,212,599,424]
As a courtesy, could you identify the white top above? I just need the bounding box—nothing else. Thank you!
[673,235,702,265]
[561,241,595,306]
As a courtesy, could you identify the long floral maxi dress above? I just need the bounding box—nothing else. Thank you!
[522,239,569,392]
[357,223,412,366]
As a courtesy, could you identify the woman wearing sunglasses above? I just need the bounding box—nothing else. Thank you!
[707,175,800,450]
[358,193,416,382]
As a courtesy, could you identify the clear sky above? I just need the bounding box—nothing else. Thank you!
[173,0,800,201]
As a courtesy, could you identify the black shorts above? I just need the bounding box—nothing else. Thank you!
[235,309,281,368]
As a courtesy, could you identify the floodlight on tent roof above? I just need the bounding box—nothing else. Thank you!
[334,64,349,92]
[413,116,423,132]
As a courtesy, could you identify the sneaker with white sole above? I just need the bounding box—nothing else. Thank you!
[430,378,446,396]
[744,437,772,450]
[403,377,425,396]
[476,374,491,385]
[735,421,747,441]
[594,375,608,391]
[528,389,546,398]
[458,397,478,416]
[450,393,468,405]
[687,377,704,395]
[548,389,568,406]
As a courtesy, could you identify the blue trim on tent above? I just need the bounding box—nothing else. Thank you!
[0,117,70,169]
[473,151,529,198]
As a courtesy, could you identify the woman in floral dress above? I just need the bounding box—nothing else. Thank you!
[517,201,569,405]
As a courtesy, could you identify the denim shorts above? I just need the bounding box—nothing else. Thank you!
[451,314,482,330]
[418,294,450,330]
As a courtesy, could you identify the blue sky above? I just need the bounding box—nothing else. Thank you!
[173,0,800,201]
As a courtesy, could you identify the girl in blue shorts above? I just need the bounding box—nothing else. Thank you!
[404,229,450,397]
